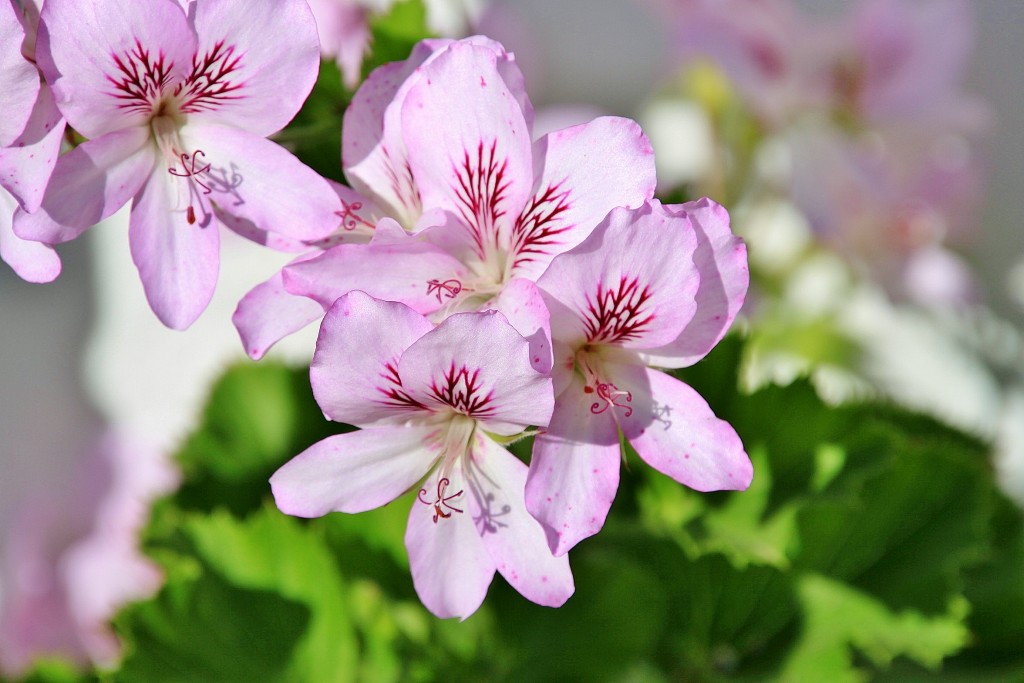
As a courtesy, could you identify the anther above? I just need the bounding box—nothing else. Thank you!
[417,477,465,524]
[588,381,633,417]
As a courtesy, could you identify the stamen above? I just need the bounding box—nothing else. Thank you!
[167,149,212,227]
[426,278,464,303]
[167,149,212,193]
[334,199,375,231]
[417,477,465,524]
[588,381,633,417]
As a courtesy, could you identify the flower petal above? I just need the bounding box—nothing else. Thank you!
[38,0,195,138]
[526,373,621,555]
[471,438,574,606]
[639,198,749,368]
[537,201,699,350]
[307,0,370,88]
[406,467,496,619]
[486,278,553,374]
[311,291,435,426]
[232,258,326,360]
[0,85,67,212]
[401,40,533,262]
[509,116,656,280]
[1,189,60,283]
[183,122,339,241]
[128,163,220,330]
[342,42,442,225]
[398,310,554,435]
[14,127,155,245]
[0,0,38,147]
[186,0,320,135]
[619,368,752,492]
[271,425,438,517]
[282,220,470,315]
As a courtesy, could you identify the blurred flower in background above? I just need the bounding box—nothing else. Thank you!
[0,430,176,675]
[1,0,1023,677]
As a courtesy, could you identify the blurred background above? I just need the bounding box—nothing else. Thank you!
[1,0,1022,674]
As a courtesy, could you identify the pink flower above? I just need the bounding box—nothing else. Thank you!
[270,291,573,619]
[0,429,178,674]
[13,0,340,329]
[0,0,65,283]
[525,199,753,555]
[236,36,656,357]
[306,0,373,89]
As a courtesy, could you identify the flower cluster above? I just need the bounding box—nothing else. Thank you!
[262,38,753,618]
[1,0,751,620]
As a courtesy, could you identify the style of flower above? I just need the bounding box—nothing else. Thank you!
[525,199,753,555]
[0,0,65,283]
[13,0,340,329]
[234,36,657,358]
[270,291,573,619]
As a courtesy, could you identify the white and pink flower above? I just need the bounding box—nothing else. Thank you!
[0,0,65,283]
[270,291,573,619]
[526,199,753,555]
[234,36,657,357]
[13,0,341,329]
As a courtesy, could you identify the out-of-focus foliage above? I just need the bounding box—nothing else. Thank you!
[9,333,1024,683]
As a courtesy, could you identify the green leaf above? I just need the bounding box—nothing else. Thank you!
[490,547,671,683]
[276,60,348,183]
[362,0,432,78]
[172,362,348,515]
[793,406,992,614]
[638,448,799,569]
[0,660,97,683]
[778,574,969,683]
[113,567,309,683]
[181,507,360,683]
[950,491,1024,673]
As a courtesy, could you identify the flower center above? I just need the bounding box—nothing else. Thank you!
[416,415,477,523]
[427,362,496,419]
[152,117,213,227]
[576,350,634,417]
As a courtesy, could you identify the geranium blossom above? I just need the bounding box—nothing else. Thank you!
[270,291,572,619]
[525,199,753,555]
[0,0,65,283]
[13,0,340,328]
[236,36,656,356]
